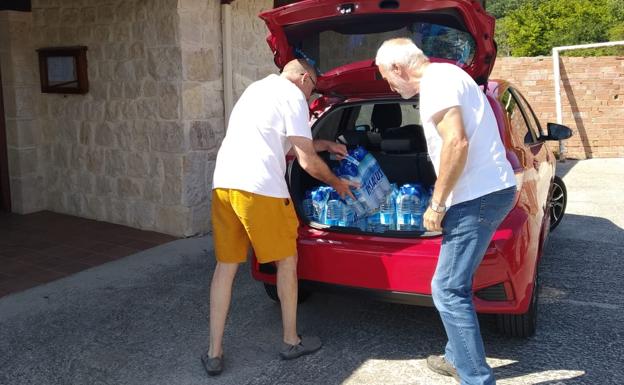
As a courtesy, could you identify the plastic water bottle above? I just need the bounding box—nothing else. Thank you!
[333,162,367,217]
[379,184,398,231]
[349,146,390,212]
[339,202,355,227]
[396,184,422,231]
[302,190,314,220]
[325,190,343,226]
[367,211,383,233]
[342,150,377,213]
[354,215,368,231]
[411,184,425,231]
[311,186,330,223]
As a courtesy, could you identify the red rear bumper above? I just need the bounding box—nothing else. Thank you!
[252,208,536,315]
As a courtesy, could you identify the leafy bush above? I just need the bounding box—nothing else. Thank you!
[493,0,624,56]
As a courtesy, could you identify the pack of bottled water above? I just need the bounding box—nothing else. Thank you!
[336,146,392,215]
[304,182,432,232]
[301,146,433,233]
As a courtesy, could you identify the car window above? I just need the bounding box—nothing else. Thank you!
[355,104,374,128]
[400,103,421,125]
[287,18,476,75]
[501,88,538,146]
[352,103,421,127]
[513,91,545,138]
[312,106,344,140]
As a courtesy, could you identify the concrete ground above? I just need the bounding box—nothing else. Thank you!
[1,159,623,385]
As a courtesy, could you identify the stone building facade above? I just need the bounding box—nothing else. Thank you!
[0,0,275,237]
[1,0,622,237]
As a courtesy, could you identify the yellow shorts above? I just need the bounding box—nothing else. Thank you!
[211,188,299,264]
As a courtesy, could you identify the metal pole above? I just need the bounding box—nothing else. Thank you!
[552,48,565,160]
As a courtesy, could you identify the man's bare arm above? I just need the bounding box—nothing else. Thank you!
[431,106,469,205]
[289,136,356,199]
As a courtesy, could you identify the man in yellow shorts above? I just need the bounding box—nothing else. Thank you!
[202,59,356,376]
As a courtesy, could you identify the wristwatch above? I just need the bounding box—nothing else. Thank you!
[430,200,447,214]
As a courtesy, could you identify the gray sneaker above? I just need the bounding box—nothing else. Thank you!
[201,351,223,376]
[279,335,322,360]
[426,355,460,382]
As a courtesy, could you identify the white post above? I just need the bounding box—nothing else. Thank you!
[551,40,624,161]
[552,47,564,160]
[221,3,234,127]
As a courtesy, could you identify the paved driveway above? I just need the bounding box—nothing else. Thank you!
[1,159,623,385]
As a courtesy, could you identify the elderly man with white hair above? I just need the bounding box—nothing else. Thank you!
[376,38,516,385]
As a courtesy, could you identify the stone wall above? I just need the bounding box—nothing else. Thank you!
[178,0,224,235]
[0,1,225,236]
[230,0,275,101]
[0,11,45,214]
[491,56,624,159]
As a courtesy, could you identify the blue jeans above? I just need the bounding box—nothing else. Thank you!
[431,187,516,385]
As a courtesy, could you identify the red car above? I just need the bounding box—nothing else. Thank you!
[251,0,572,337]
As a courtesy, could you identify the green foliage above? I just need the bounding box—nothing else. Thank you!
[486,0,531,19]
[494,0,624,57]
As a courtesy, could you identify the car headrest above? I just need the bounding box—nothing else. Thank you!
[380,124,428,153]
[371,103,402,132]
[380,138,415,153]
[342,131,370,147]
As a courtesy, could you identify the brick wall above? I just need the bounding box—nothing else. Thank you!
[491,56,624,159]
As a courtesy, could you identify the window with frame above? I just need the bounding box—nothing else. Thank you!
[353,103,421,129]
[501,88,538,146]
[514,91,544,139]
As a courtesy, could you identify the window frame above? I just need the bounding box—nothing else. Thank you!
[511,88,545,141]
[36,46,89,94]
[502,87,539,146]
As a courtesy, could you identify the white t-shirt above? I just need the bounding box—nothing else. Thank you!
[212,74,312,198]
[419,63,516,206]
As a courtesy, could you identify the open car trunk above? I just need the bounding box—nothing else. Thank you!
[288,99,438,237]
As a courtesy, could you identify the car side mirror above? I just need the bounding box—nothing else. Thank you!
[542,123,573,141]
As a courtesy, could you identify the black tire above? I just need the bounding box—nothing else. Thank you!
[549,175,567,231]
[263,283,311,304]
[496,273,539,338]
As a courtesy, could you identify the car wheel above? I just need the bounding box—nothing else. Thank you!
[496,273,539,338]
[263,283,311,304]
[549,175,567,231]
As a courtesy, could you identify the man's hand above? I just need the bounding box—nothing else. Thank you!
[333,178,359,201]
[291,136,358,200]
[313,140,348,160]
[326,142,348,160]
[423,206,445,232]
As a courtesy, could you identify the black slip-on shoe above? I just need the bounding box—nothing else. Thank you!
[279,335,322,360]
[426,355,460,382]
[201,351,223,376]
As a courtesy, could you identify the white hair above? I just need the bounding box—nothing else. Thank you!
[375,38,429,71]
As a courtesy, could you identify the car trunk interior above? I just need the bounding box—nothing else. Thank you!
[289,99,437,236]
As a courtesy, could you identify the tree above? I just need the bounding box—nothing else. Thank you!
[486,0,531,19]
[495,0,624,56]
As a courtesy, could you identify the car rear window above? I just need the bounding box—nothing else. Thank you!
[285,14,476,74]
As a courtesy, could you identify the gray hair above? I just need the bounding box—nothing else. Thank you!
[282,58,317,77]
[375,38,429,71]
